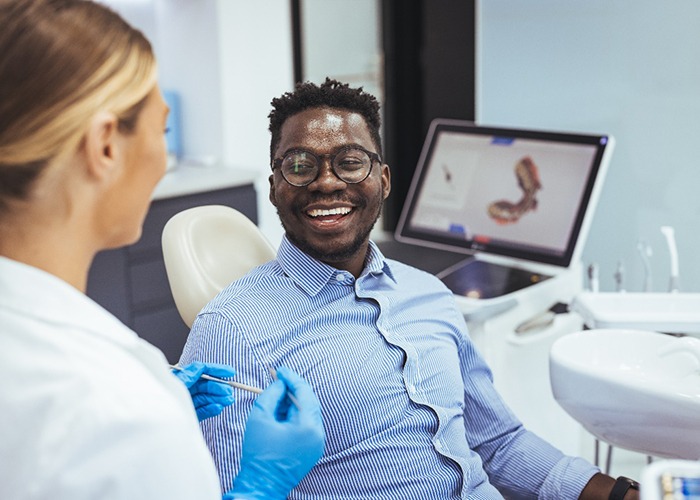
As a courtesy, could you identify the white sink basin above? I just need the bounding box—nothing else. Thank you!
[550,328,700,459]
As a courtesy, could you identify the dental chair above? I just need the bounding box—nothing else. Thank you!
[161,205,276,328]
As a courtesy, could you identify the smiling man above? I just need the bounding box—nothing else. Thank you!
[268,97,389,278]
[180,79,639,500]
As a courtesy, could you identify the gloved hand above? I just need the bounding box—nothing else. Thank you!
[171,361,237,421]
[223,366,325,500]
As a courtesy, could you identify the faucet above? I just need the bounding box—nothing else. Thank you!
[636,240,652,292]
[587,263,599,292]
[660,226,680,292]
[614,260,625,292]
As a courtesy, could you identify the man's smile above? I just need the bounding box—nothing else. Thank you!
[306,206,352,218]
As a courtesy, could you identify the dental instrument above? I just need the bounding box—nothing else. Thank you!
[515,311,556,335]
[269,367,301,410]
[636,240,653,292]
[614,260,625,292]
[170,364,263,394]
[660,226,680,292]
[587,263,599,292]
[514,302,569,335]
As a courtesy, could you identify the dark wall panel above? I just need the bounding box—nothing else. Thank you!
[382,0,476,230]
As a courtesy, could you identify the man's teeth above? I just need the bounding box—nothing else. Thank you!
[308,207,351,217]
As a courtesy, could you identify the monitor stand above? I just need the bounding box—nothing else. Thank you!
[376,235,564,322]
[376,237,552,301]
[437,259,552,300]
[376,238,467,275]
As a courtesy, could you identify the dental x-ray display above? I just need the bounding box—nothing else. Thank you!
[395,119,614,298]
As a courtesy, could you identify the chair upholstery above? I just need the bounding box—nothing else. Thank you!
[162,205,276,328]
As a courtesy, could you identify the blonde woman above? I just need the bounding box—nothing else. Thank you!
[0,1,324,499]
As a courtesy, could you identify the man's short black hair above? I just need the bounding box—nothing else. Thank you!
[268,78,382,162]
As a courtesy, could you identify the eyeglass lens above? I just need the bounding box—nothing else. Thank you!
[280,147,373,186]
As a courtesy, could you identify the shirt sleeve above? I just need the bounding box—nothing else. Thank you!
[180,310,261,495]
[455,316,599,499]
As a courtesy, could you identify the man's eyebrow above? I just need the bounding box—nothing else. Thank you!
[278,143,367,157]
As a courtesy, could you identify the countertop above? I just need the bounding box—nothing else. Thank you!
[152,162,261,200]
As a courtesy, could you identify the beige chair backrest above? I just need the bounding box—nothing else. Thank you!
[162,205,276,328]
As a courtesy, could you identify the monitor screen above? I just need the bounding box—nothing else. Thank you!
[395,119,614,269]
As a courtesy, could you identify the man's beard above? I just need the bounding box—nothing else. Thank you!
[278,199,383,267]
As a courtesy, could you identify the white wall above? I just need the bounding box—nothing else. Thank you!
[104,0,294,246]
[301,0,383,101]
[154,0,224,162]
[478,0,700,292]
[216,0,294,246]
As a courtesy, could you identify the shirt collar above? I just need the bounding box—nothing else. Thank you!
[277,235,396,296]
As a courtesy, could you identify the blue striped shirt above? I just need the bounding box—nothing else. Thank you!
[180,236,598,499]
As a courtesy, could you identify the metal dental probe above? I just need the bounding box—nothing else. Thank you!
[269,366,301,410]
[170,364,263,394]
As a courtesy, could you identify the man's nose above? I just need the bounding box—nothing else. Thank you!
[308,159,346,191]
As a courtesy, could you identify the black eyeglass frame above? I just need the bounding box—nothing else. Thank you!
[271,145,382,187]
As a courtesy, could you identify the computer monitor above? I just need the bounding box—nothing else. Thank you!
[394,119,614,299]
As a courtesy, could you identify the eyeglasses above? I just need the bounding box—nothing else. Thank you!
[272,145,381,187]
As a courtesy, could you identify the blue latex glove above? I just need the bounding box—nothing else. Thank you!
[171,361,237,421]
[223,366,325,500]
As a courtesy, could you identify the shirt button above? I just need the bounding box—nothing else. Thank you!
[335,274,345,282]
[408,384,417,394]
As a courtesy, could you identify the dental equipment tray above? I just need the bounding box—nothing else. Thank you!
[571,292,700,335]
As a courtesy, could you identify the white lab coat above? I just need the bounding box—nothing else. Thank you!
[0,256,222,499]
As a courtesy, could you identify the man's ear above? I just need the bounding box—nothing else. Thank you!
[83,111,120,180]
[381,163,391,200]
[268,173,277,207]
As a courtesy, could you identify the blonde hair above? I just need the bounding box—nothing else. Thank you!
[0,0,157,211]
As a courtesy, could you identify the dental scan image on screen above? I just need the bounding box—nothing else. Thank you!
[412,132,595,253]
[396,120,613,272]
